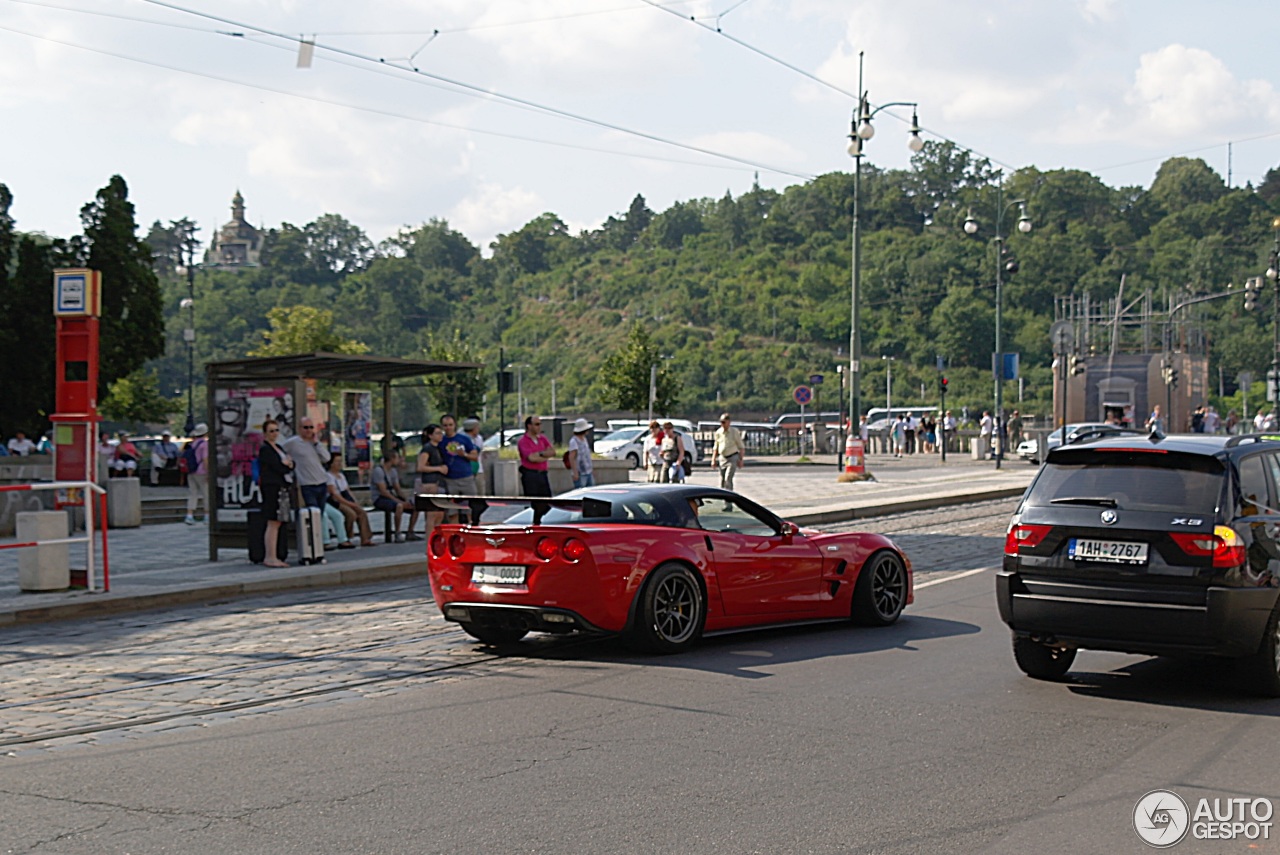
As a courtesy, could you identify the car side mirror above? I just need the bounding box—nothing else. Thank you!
[779,522,799,539]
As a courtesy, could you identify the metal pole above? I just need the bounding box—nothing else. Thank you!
[184,248,196,435]
[648,363,656,423]
[848,54,865,437]
[993,179,1005,470]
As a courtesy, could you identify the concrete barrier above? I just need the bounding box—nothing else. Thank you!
[17,510,70,591]
[107,477,143,528]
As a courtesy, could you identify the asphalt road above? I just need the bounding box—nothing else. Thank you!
[2,499,1278,855]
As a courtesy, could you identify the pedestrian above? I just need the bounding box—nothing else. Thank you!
[903,412,916,455]
[409,423,447,540]
[258,419,293,568]
[661,420,686,483]
[890,415,905,458]
[150,432,180,485]
[1204,406,1221,434]
[643,420,665,482]
[325,454,374,547]
[710,413,745,491]
[184,423,209,525]
[462,417,485,485]
[282,417,331,511]
[371,450,411,542]
[943,410,957,453]
[1191,406,1205,433]
[439,414,479,522]
[1148,405,1166,434]
[979,411,993,458]
[517,415,555,497]
[7,430,36,456]
[112,433,141,477]
[567,418,595,489]
[1225,410,1238,435]
[1007,411,1023,450]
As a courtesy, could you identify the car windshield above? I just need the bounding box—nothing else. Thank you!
[501,492,682,526]
[1026,450,1224,514]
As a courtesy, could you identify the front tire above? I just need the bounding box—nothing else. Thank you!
[851,551,907,626]
[1241,605,1280,697]
[628,563,705,653]
[1012,634,1076,680]
[459,622,528,646]
[626,452,640,470]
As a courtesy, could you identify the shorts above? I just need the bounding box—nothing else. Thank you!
[373,495,402,513]
[445,475,477,496]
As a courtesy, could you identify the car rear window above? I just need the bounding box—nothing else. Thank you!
[1026,450,1224,514]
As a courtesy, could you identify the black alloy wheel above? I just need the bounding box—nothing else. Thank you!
[851,551,907,626]
[629,563,705,653]
[1012,634,1076,681]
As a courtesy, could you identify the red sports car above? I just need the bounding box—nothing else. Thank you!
[419,484,913,653]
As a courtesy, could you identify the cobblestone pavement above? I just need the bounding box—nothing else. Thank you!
[0,498,1017,758]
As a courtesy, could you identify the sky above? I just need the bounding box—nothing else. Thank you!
[2,0,1279,255]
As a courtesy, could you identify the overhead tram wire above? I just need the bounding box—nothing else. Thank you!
[634,0,1019,174]
[132,0,815,180]
[0,23,761,174]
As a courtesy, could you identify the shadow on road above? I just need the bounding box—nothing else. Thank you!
[1064,656,1280,716]
[508,613,981,678]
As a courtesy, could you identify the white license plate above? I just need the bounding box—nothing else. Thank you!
[471,564,526,585]
[1068,538,1148,564]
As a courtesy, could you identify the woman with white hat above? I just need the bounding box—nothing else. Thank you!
[567,418,595,489]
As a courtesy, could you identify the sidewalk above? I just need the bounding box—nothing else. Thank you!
[0,454,1034,625]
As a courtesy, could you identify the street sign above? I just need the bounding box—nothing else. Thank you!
[793,385,812,405]
[809,374,824,386]
[1048,319,1073,355]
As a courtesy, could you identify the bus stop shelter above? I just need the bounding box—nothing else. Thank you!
[204,352,482,559]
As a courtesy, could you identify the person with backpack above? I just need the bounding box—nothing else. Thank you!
[183,424,209,524]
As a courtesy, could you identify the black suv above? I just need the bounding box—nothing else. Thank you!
[997,432,1280,695]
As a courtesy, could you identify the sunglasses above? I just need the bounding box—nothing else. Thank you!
[266,428,279,433]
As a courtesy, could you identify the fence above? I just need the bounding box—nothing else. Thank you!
[0,481,110,592]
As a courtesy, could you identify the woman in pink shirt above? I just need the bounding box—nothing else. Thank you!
[516,415,554,497]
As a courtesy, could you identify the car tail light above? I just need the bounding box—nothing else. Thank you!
[1170,525,1246,568]
[448,534,466,558]
[535,537,559,560]
[562,537,587,561]
[429,532,447,558]
[1005,523,1052,555]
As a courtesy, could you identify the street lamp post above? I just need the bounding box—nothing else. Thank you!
[963,181,1031,469]
[846,52,922,455]
[181,241,198,436]
[1266,218,1280,407]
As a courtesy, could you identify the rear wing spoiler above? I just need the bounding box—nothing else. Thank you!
[413,493,614,524]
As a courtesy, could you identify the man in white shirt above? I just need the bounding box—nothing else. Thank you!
[7,431,36,456]
[978,411,993,459]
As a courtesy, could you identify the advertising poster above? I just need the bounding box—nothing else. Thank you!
[214,386,292,522]
[343,390,373,473]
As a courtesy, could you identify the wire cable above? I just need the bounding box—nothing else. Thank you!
[129,0,815,180]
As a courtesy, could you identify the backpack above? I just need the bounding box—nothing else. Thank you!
[181,439,202,474]
[562,450,573,469]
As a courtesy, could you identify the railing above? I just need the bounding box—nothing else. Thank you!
[0,481,110,592]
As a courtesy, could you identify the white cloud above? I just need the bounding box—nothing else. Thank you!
[449,182,543,252]
[1123,44,1280,137]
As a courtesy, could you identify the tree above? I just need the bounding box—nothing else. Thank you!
[249,305,368,356]
[422,329,486,418]
[597,323,680,414]
[80,175,165,401]
[1148,157,1226,215]
[3,236,59,434]
[100,368,176,428]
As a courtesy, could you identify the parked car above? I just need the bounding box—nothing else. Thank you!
[998,432,1280,695]
[482,431,523,450]
[1016,422,1143,464]
[596,426,699,469]
[419,483,913,651]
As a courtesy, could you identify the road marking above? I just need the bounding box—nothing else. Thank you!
[915,566,994,589]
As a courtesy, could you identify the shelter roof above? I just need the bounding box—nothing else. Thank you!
[207,352,483,384]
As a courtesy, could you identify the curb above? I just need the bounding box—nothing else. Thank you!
[787,485,1026,526]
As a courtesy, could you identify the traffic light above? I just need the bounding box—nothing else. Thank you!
[1069,355,1086,376]
[1245,277,1261,311]
[939,376,948,394]
[1162,364,1179,387]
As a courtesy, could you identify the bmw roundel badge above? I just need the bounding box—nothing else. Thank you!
[1100,509,1117,525]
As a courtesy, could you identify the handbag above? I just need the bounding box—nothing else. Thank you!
[276,488,292,523]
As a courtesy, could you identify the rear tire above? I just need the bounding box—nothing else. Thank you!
[1012,634,1076,680]
[1241,605,1280,697]
[627,563,705,653]
[851,551,907,626]
[460,622,528,646]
